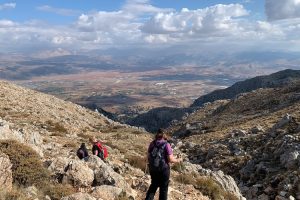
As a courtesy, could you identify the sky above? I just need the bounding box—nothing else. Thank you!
[0,0,300,55]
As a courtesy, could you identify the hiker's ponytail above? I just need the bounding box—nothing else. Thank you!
[155,128,168,140]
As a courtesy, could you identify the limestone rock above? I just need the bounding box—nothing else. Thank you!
[63,160,94,187]
[230,129,247,137]
[48,157,71,175]
[272,114,293,130]
[0,153,13,191]
[91,185,123,200]
[250,125,265,134]
[61,192,97,200]
[210,170,245,200]
[87,155,128,189]
[280,151,300,169]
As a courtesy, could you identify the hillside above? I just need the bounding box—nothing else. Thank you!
[191,69,300,107]
[0,81,241,200]
[168,80,300,199]
[129,69,300,133]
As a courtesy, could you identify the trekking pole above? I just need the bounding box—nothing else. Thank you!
[144,162,148,174]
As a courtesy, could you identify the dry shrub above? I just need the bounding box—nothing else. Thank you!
[171,162,186,172]
[0,140,50,187]
[63,141,78,148]
[0,187,29,200]
[42,184,75,200]
[45,120,67,134]
[125,154,148,172]
[175,173,195,185]
[195,177,225,200]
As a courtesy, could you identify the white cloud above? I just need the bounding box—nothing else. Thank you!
[140,4,249,40]
[266,0,300,21]
[37,5,81,16]
[123,0,174,14]
[0,2,16,10]
[1,1,300,53]
[0,19,15,27]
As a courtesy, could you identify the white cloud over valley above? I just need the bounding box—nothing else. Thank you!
[1,0,300,54]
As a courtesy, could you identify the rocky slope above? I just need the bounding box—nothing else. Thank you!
[168,80,300,199]
[0,81,241,200]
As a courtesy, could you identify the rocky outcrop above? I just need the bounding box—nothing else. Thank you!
[0,153,13,191]
[209,170,245,200]
[63,160,94,187]
[0,118,43,156]
[87,155,129,190]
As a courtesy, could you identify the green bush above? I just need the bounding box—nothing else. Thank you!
[0,140,50,187]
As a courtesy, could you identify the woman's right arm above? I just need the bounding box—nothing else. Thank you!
[168,154,182,163]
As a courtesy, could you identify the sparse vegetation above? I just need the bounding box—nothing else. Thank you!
[41,184,75,200]
[45,120,68,135]
[0,140,50,187]
[125,154,147,172]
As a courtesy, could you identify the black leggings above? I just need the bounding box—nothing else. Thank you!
[145,168,170,200]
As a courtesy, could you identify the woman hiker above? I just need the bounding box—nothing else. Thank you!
[145,129,182,200]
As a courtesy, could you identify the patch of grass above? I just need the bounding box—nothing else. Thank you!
[125,154,147,172]
[0,187,29,200]
[42,184,75,200]
[175,173,195,185]
[0,140,50,187]
[171,162,186,172]
[45,120,68,134]
[174,173,239,200]
[195,176,238,200]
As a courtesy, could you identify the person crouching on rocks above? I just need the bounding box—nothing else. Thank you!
[89,136,108,160]
[145,129,182,200]
[77,143,89,161]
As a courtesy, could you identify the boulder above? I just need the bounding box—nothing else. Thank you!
[250,125,265,134]
[87,155,128,189]
[210,170,245,200]
[91,185,123,200]
[63,160,94,187]
[48,157,71,175]
[272,114,293,130]
[0,153,13,191]
[230,129,247,137]
[61,192,97,200]
[280,151,300,169]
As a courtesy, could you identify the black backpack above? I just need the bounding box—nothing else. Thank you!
[149,142,168,171]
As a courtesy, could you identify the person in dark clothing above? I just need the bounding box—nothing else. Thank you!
[145,129,182,200]
[77,143,89,161]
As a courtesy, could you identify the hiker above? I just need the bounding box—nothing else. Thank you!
[77,143,89,161]
[90,137,108,160]
[145,129,182,200]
